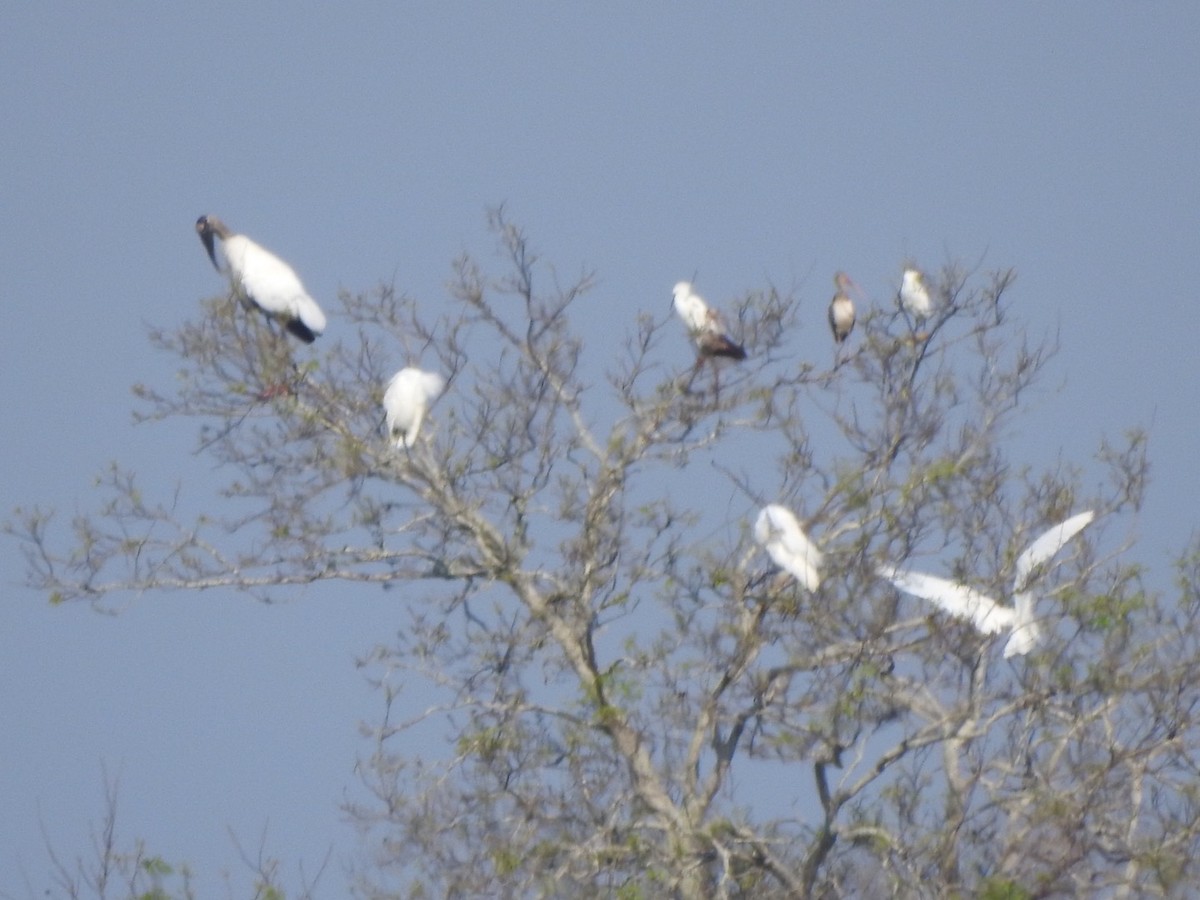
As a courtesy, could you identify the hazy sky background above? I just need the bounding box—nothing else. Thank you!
[2,4,1198,894]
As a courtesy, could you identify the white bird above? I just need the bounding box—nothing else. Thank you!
[878,511,1095,658]
[754,504,822,592]
[828,271,857,344]
[899,267,934,321]
[196,215,327,343]
[672,281,747,361]
[383,367,447,448]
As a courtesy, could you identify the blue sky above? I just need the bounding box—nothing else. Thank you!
[2,4,1198,893]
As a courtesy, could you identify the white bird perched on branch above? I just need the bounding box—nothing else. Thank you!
[672,281,747,362]
[828,271,857,345]
[383,367,447,449]
[878,510,1095,658]
[196,214,327,343]
[899,266,934,321]
[754,504,823,592]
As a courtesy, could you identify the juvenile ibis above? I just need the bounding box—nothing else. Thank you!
[383,367,447,448]
[899,267,934,321]
[195,214,327,343]
[878,511,1095,658]
[754,504,822,592]
[828,271,857,344]
[672,281,746,361]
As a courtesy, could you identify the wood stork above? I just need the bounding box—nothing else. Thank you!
[828,271,857,344]
[878,510,1095,658]
[195,215,327,343]
[383,367,447,448]
[899,266,934,321]
[672,281,746,362]
[754,504,822,592]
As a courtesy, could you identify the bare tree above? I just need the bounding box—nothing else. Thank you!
[12,210,1196,898]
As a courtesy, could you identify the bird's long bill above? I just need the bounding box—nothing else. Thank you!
[845,275,868,302]
[195,218,220,271]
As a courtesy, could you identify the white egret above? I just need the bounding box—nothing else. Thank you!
[672,281,747,361]
[878,511,1095,658]
[383,367,447,448]
[828,271,857,344]
[899,267,934,321]
[196,215,327,343]
[754,504,822,592]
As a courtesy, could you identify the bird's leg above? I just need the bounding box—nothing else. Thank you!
[257,345,299,400]
[681,355,704,394]
[256,317,301,400]
[901,309,932,342]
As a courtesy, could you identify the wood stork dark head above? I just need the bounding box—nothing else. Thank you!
[195,214,231,271]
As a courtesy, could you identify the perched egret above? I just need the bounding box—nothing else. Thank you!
[828,271,857,344]
[672,282,747,361]
[899,267,934,321]
[383,367,447,448]
[754,504,822,592]
[196,215,327,343]
[878,511,1095,658]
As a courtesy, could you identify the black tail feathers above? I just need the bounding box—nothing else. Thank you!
[285,318,319,343]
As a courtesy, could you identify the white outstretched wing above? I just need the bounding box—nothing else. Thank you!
[755,504,822,592]
[1013,510,1095,592]
[878,564,1015,634]
[1001,596,1043,658]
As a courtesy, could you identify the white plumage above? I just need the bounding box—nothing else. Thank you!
[899,267,934,321]
[672,281,746,360]
[196,215,327,343]
[828,271,856,344]
[754,504,822,592]
[383,367,447,448]
[879,511,1095,658]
